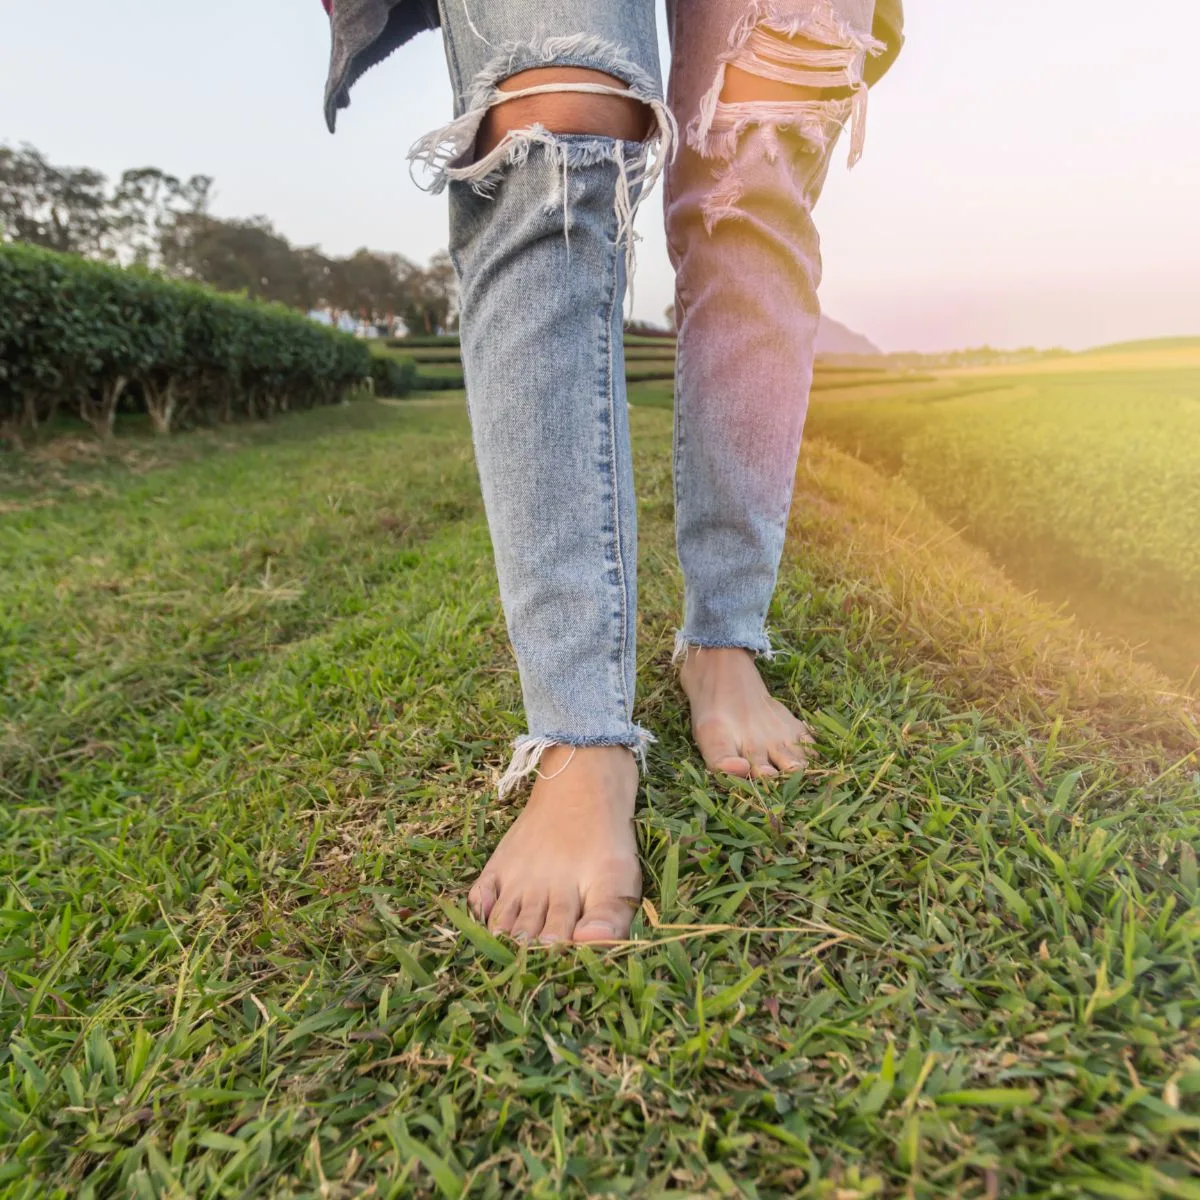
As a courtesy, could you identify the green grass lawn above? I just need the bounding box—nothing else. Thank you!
[2,397,1199,1197]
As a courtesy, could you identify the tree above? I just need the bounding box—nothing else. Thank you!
[328,248,415,326]
[0,141,460,330]
[397,251,458,335]
[160,214,313,308]
[295,244,335,312]
[0,144,109,256]
[106,167,212,268]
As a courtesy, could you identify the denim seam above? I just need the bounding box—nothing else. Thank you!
[599,156,633,724]
[513,729,652,749]
[671,311,688,640]
[665,166,693,646]
[437,0,467,117]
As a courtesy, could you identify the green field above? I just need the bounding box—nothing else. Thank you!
[802,350,1200,689]
[377,336,679,393]
[2,390,1199,1196]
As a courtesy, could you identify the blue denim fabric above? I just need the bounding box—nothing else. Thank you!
[665,0,880,665]
[321,0,903,131]
[414,0,885,796]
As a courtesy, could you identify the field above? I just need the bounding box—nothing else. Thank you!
[380,335,680,391]
[2,380,1199,1196]
[803,344,1200,689]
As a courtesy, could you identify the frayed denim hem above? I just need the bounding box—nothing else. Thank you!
[671,630,776,667]
[497,726,655,801]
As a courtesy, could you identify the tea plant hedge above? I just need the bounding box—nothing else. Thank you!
[368,349,418,398]
[0,243,371,440]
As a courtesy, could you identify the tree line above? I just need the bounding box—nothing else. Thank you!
[0,143,455,334]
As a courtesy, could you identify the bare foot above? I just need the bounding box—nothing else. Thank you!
[468,745,642,944]
[678,646,814,779]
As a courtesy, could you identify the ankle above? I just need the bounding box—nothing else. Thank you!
[678,645,756,675]
[538,742,636,768]
[528,744,640,804]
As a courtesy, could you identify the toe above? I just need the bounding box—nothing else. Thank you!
[714,755,753,777]
[468,875,499,923]
[694,718,751,777]
[540,892,581,945]
[769,740,809,774]
[487,892,522,936]
[510,894,549,944]
[747,746,779,779]
[574,895,638,943]
[789,718,816,748]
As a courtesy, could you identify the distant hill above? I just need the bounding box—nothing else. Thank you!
[816,316,882,358]
[1079,335,1200,356]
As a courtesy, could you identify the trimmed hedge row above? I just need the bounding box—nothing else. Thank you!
[371,348,465,393]
[369,351,418,398]
[385,334,462,349]
[411,361,466,390]
[385,335,678,391]
[368,350,466,395]
[0,242,371,441]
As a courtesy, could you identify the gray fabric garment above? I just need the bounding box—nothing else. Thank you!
[323,0,904,132]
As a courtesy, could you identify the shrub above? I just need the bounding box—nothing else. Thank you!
[413,362,465,390]
[0,242,370,442]
[385,334,461,349]
[370,352,418,398]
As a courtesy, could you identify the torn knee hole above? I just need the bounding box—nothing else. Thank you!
[407,34,677,284]
[721,26,861,104]
[409,35,676,195]
[408,40,677,303]
[721,63,854,105]
[475,67,655,160]
[689,4,888,175]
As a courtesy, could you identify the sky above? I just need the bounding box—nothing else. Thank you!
[2,0,1198,352]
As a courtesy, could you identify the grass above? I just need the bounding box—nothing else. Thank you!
[2,394,1199,1197]
[800,366,1200,690]
[946,343,1200,376]
[1077,338,1200,358]
[381,338,679,392]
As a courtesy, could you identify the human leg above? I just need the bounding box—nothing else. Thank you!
[414,1,672,939]
[664,0,886,777]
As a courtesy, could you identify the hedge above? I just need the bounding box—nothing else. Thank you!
[369,350,418,398]
[385,334,462,349]
[375,345,465,392]
[412,362,466,390]
[0,242,371,441]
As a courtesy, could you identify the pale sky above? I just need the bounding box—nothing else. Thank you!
[3,1,1198,352]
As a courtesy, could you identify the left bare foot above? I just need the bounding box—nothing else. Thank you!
[468,745,642,944]
[677,646,814,779]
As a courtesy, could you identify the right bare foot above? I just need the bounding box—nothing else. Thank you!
[678,645,815,779]
[468,745,642,944]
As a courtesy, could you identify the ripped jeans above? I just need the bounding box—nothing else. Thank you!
[411,0,884,797]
